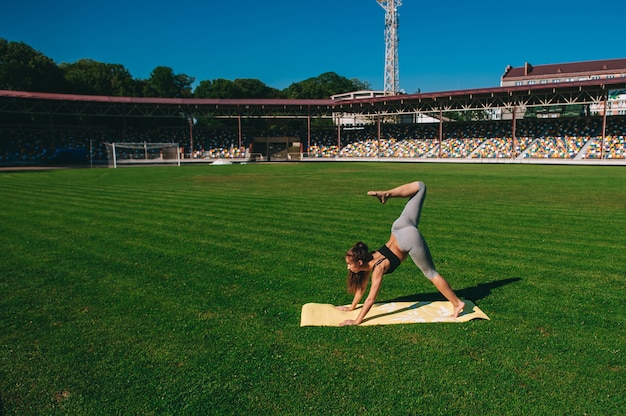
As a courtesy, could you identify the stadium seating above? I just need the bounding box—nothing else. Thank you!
[2,116,626,164]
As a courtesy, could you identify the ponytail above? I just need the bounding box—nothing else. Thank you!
[346,241,373,294]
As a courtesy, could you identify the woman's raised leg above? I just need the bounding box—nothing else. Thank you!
[367,181,420,204]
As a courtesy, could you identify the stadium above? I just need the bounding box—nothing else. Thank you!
[1,4,625,416]
[2,59,626,167]
[2,0,626,167]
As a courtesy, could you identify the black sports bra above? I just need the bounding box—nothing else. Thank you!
[373,245,401,274]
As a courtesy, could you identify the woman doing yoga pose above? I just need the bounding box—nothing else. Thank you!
[337,181,465,326]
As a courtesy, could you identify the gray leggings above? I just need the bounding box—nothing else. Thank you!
[391,181,438,279]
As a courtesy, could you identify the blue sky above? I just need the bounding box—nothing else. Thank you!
[2,0,625,93]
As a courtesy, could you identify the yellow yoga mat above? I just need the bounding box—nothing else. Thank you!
[300,300,489,326]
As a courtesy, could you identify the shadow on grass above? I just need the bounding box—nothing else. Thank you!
[360,303,422,324]
[381,277,521,304]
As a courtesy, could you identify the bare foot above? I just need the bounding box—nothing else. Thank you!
[367,191,389,204]
[450,301,465,318]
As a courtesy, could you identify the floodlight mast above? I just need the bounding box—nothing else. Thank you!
[377,0,401,95]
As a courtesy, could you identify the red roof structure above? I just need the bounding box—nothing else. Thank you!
[501,58,626,86]
[3,76,626,119]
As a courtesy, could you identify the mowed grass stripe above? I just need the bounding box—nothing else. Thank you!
[1,163,624,415]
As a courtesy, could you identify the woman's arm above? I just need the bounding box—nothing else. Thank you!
[339,268,384,326]
[336,286,365,311]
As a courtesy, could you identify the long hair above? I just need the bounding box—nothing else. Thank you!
[346,241,374,294]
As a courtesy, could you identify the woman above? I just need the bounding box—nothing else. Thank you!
[337,181,465,326]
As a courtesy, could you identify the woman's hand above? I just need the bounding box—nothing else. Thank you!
[336,306,359,325]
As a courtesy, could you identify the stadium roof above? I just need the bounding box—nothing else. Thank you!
[0,90,335,107]
[330,78,626,115]
[2,76,626,119]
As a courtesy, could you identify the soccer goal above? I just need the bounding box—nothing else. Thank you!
[103,142,181,168]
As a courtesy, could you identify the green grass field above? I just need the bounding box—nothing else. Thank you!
[1,163,624,415]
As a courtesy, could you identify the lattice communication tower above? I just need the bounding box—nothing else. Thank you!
[377,0,401,95]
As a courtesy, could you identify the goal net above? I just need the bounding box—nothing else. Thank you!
[103,142,180,168]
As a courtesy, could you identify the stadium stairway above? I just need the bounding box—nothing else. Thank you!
[516,138,539,159]
[575,139,594,160]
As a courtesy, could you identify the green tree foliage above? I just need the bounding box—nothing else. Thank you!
[195,78,282,99]
[194,78,238,98]
[284,72,371,99]
[0,38,66,92]
[233,78,282,98]
[143,66,195,98]
[60,59,138,96]
[1,38,372,99]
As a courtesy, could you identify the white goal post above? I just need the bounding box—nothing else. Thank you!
[103,142,181,168]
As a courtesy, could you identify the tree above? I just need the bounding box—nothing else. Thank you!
[232,78,282,98]
[194,78,238,98]
[0,38,66,92]
[349,77,371,92]
[284,72,371,99]
[143,66,194,98]
[195,78,282,99]
[60,59,138,96]
[1,38,373,100]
